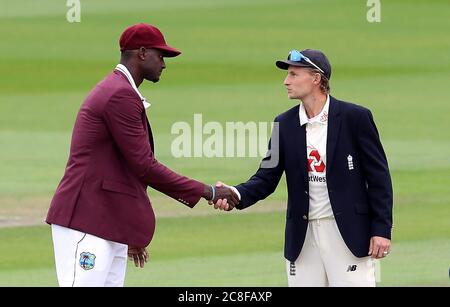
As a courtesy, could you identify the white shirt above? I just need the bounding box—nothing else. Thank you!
[114,64,151,109]
[300,95,333,219]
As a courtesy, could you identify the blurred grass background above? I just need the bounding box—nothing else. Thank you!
[0,0,449,286]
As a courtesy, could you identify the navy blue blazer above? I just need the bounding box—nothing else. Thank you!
[235,96,393,262]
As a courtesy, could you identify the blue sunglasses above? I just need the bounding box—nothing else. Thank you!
[288,50,325,74]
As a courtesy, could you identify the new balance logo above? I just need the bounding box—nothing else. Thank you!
[289,262,296,276]
[347,265,357,272]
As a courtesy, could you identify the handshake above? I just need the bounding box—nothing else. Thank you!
[205,181,239,211]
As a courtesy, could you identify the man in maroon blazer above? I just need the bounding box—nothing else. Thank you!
[46,23,238,287]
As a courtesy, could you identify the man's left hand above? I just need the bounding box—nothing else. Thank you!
[368,236,391,259]
[128,246,149,268]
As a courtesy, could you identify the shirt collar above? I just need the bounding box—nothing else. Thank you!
[115,64,151,109]
[299,95,330,126]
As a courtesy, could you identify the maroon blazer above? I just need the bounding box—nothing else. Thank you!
[46,70,204,247]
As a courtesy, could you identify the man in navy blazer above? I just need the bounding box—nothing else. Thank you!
[213,49,393,286]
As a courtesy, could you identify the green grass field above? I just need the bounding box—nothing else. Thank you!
[0,0,449,286]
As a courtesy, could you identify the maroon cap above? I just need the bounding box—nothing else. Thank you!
[119,23,181,57]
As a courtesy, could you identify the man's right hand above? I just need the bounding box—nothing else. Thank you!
[202,183,239,210]
[208,181,238,211]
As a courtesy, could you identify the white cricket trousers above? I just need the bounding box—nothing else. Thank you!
[51,224,128,287]
[286,217,376,287]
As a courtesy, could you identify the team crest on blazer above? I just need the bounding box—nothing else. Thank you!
[79,252,96,270]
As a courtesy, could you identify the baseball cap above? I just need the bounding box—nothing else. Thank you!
[119,23,181,57]
[276,49,332,80]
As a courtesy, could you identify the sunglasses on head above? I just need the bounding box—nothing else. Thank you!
[288,50,325,74]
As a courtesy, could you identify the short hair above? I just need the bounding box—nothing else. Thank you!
[308,68,330,94]
[120,50,134,60]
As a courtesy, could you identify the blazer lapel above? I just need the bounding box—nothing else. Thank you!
[290,106,309,189]
[326,96,341,174]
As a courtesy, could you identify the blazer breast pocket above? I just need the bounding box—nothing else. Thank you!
[101,179,138,198]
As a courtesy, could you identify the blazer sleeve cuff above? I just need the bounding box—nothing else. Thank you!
[176,180,204,208]
[230,186,241,201]
[371,222,393,240]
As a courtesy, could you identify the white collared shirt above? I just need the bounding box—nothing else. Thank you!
[115,64,151,109]
[300,95,334,220]
[299,95,330,126]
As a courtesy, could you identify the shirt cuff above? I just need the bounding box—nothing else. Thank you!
[230,186,241,200]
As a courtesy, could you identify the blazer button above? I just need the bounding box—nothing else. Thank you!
[302,215,308,221]
[304,190,308,195]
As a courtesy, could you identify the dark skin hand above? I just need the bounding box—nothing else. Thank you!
[208,181,237,211]
[128,246,149,268]
[202,185,239,209]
